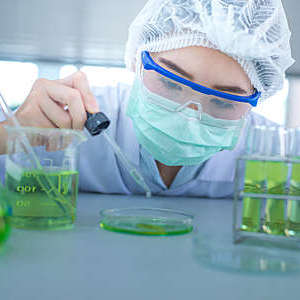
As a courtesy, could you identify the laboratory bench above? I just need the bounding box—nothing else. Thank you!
[1,193,300,300]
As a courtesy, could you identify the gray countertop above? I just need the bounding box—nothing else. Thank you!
[1,193,300,300]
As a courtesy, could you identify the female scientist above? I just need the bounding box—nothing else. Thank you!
[0,0,294,197]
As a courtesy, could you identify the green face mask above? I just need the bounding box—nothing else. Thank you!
[126,77,245,166]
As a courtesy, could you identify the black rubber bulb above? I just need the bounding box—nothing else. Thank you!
[84,112,110,136]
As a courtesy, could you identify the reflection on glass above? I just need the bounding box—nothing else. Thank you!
[194,234,300,275]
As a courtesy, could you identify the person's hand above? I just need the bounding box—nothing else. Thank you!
[15,71,99,130]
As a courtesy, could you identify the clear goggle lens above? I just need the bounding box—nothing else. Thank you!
[141,67,251,121]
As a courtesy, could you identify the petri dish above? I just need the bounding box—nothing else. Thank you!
[99,208,194,236]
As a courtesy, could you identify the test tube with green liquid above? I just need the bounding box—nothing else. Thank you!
[286,128,300,237]
[263,161,288,235]
[241,160,265,232]
[286,162,300,236]
[262,127,288,236]
[241,125,267,232]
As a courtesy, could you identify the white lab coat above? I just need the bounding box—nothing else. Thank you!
[0,82,274,198]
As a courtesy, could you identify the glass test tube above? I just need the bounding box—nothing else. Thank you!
[241,126,266,232]
[263,161,288,235]
[286,128,300,237]
[241,160,265,232]
[263,127,287,236]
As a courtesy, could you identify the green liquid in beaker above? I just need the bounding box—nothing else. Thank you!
[100,216,193,236]
[263,161,287,235]
[5,168,78,230]
[286,162,300,237]
[241,160,265,232]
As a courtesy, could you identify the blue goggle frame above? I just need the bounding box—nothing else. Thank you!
[141,51,260,107]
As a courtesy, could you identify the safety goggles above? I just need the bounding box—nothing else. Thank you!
[140,51,260,121]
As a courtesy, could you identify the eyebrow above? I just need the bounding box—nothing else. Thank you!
[158,57,250,95]
[212,85,249,95]
[158,57,195,80]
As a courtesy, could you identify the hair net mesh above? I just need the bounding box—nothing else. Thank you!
[125,0,294,101]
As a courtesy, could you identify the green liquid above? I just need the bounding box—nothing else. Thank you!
[0,204,10,244]
[5,168,78,230]
[241,160,265,232]
[286,162,300,237]
[263,161,287,235]
[100,216,193,236]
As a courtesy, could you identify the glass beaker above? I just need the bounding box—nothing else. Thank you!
[4,126,87,230]
[286,128,300,237]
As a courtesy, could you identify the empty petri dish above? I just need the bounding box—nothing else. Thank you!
[99,208,194,236]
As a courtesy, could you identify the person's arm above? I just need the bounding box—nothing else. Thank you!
[0,71,99,155]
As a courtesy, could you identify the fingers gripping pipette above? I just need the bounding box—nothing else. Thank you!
[84,112,152,198]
